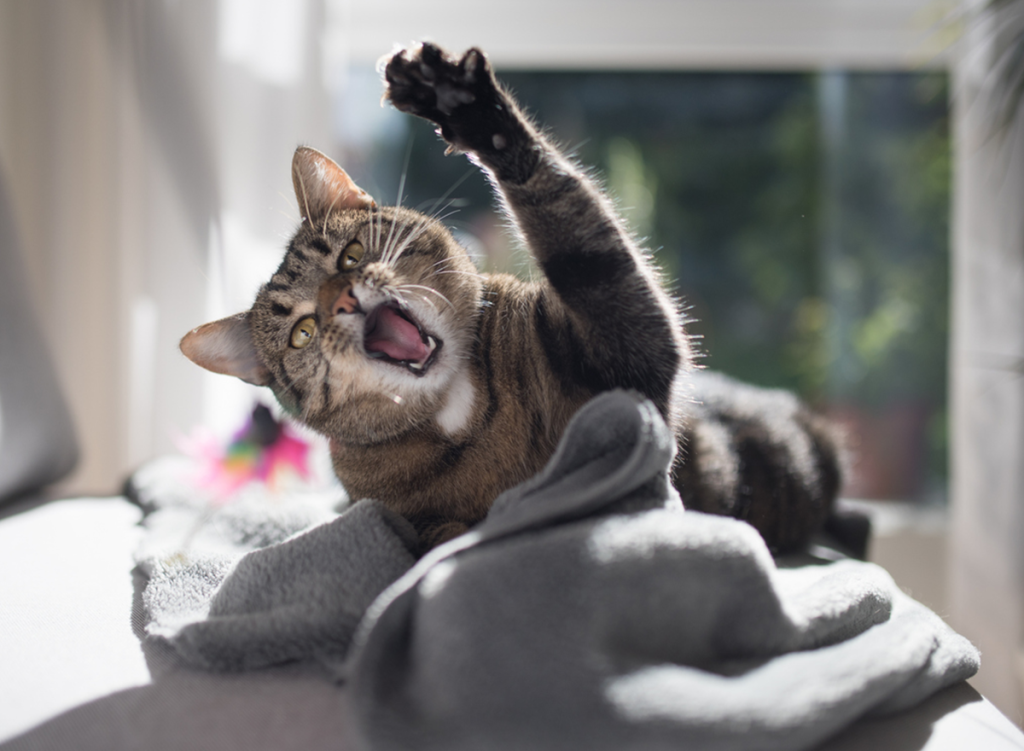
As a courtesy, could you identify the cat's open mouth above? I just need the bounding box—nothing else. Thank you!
[363,302,442,376]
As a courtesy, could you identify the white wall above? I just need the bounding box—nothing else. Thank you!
[949,2,1024,723]
[325,0,946,70]
[0,0,331,495]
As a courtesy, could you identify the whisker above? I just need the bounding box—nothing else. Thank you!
[426,255,487,280]
[428,207,461,226]
[435,269,486,280]
[321,192,344,238]
[424,165,477,220]
[396,283,454,310]
[382,139,415,264]
[383,219,412,267]
[384,215,422,269]
[276,190,300,223]
[387,218,432,267]
[395,285,440,314]
[370,208,384,259]
[294,167,313,228]
[272,369,309,420]
[418,199,458,224]
[384,287,412,313]
[389,204,467,268]
[427,256,459,270]
[382,208,403,267]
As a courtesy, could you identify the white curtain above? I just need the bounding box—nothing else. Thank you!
[0,0,331,494]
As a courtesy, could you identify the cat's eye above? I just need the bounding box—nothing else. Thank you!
[290,317,317,349]
[340,241,365,270]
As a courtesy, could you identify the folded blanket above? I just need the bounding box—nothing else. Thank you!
[134,391,979,751]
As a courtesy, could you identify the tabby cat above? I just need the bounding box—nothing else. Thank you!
[180,43,840,553]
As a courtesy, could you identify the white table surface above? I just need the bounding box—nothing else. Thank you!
[1,496,1021,751]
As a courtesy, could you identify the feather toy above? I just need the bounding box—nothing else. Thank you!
[183,404,311,502]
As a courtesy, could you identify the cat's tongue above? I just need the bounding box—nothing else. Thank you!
[365,305,430,363]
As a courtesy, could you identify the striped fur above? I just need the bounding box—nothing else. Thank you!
[181,43,840,553]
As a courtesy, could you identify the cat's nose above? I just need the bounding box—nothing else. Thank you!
[332,286,360,315]
[319,278,362,316]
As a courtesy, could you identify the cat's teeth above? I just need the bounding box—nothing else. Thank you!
[426,336,437,352]
[409,362,424,371]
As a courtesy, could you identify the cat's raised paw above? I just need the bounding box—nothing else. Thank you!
[383,43,498,136]
[384,43,531,177]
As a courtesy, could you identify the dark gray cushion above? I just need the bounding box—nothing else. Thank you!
[0,162,79,503]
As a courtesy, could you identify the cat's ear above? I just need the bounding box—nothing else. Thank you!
[180,312,271,387]
[291,146,375,224]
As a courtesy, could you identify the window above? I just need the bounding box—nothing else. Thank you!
[334,67,950,504]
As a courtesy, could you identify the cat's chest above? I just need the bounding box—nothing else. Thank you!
[328,393,569,524]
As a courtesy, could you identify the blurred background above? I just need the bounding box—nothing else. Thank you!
[1,0,1023,724]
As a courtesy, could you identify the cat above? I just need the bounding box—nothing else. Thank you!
[180,42,841,553]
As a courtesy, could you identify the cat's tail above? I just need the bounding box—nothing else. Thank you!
[672,371,846,555]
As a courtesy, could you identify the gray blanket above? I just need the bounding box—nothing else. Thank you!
[134,391,979,751]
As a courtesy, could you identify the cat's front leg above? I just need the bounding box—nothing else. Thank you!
[384,43,688,422]
[383,42,540,184]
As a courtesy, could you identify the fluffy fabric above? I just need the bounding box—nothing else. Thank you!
[134,391,978,751]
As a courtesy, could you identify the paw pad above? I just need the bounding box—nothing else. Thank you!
[463,49,480,82]
[435,82,476,116]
